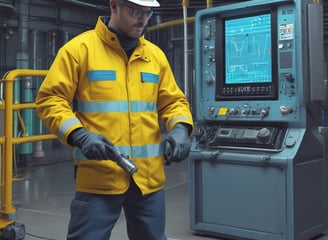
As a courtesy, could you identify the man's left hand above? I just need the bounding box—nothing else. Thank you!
[164,123,191,164]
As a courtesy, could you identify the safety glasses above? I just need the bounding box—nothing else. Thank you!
[123,4,153,19]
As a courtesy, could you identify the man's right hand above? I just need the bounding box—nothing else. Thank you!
[68,128,116,160]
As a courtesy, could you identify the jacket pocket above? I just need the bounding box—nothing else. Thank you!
[88,70,118,99]
[141,72,158,98]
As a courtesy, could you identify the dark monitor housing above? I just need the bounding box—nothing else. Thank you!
[216,8,278,101]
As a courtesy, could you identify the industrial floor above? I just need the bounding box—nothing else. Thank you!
[9,140,328,240]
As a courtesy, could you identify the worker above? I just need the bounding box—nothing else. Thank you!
[35,0,194,239]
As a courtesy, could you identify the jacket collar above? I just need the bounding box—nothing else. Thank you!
[95,16,150,62]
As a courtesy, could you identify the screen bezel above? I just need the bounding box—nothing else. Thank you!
[215,9,278,101]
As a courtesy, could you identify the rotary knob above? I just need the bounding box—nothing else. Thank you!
[261,108,270,117]
[257,128,271,142]
[280,106,293,115]
[205,76,214,85]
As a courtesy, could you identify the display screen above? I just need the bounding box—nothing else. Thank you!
[216,10,278,100]
[225,14,272,84]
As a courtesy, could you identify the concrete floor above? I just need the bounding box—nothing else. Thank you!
[8,140,328,240]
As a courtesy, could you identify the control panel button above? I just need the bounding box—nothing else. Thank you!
[257,128,271,142]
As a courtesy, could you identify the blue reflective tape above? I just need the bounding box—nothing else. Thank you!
[117,146,132,156]
[76,100,157,113]
[77,101,128,113]
[130,101,157,112]
[74,143,163,160]
[58,118,81,138]
[141,72,158,84]
[88,70,116,81]
[131,143,163,158]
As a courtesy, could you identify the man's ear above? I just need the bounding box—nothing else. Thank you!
[110,0,117,10]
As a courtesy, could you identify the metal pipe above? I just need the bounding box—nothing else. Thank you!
[16,0,33,157]
[2,72,17,221]
[63,0,108,11]
[0,0,17,15]
[182,0,189,100]
[323,79,328,231]
[1,69,49,225]
[207,0,213,8]
[146,17,195,33]
[31,29,45,159]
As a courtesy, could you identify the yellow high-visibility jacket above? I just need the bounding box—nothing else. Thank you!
[36,17,194,195]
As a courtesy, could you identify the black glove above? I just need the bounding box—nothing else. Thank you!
[68,128,117,160]
[164,123,191,164]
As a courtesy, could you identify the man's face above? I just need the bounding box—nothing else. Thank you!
[115,1,152,38]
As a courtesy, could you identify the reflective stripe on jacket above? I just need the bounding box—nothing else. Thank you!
[36,16,194,195]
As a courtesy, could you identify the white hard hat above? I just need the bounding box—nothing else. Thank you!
[126,0,160,7]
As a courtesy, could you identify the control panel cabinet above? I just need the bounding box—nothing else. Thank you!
[190,124,325,240]
[189,0,327,240]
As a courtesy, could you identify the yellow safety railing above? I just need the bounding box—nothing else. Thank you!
[0,69,57,230]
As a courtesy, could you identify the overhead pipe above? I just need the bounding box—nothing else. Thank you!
[147,1,213,32]
[146,17,194,32]
[0,0,17,15]
[63,0,108,11]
